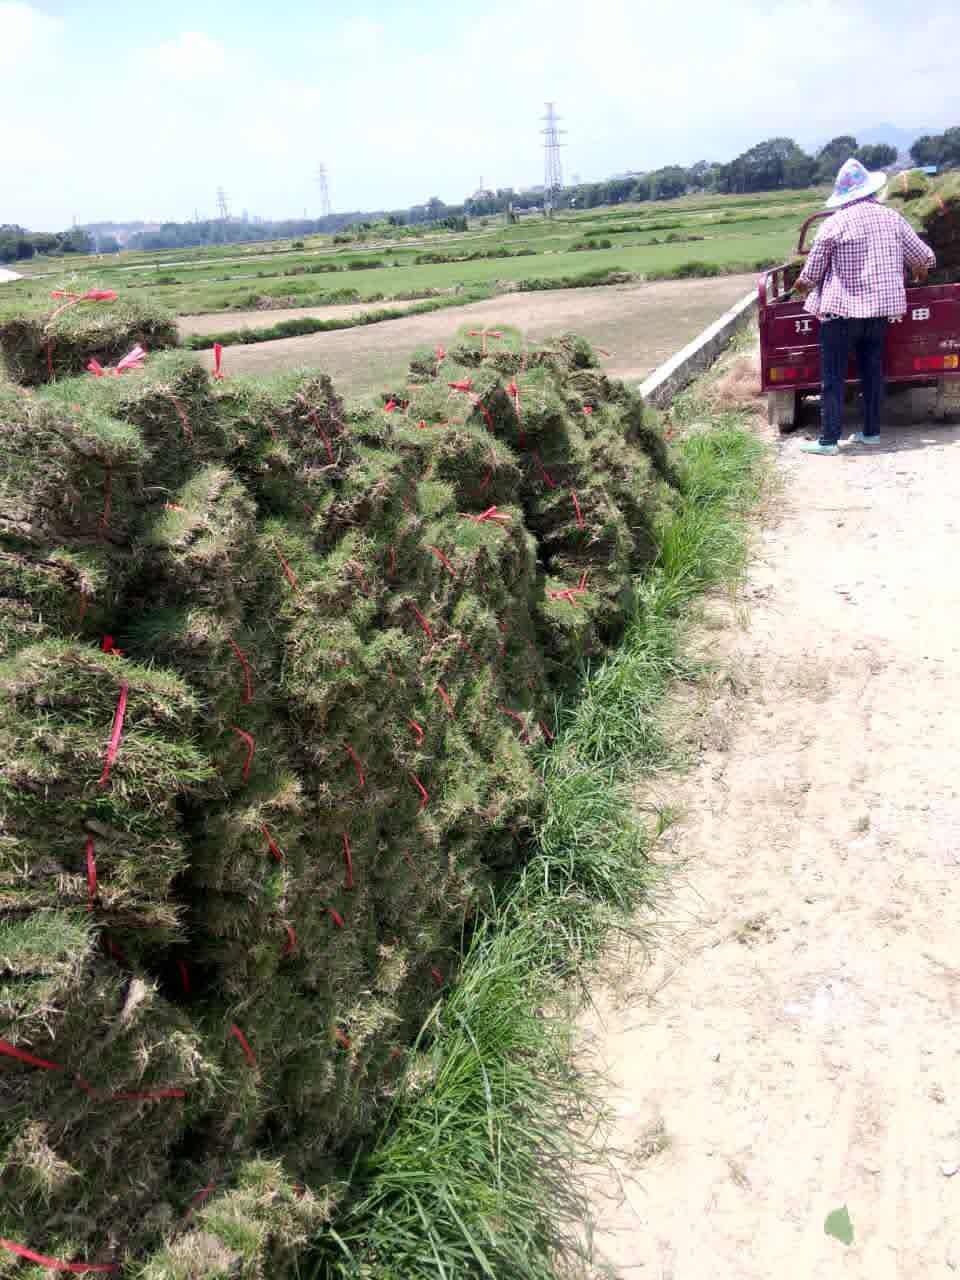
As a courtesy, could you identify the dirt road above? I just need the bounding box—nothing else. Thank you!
[196,276,755,395]
[580,382,960,1278]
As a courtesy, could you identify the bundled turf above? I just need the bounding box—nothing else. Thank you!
[886,168,931,203]
[912,172,960,282]
[0,321,678,1275]
[0,295,177,386]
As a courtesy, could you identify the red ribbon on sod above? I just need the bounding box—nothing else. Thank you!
[87,346,146,378]
[229,1023,257,1068]
[98,682,129,787]
[0,1239,118,1273]
[86,835,97,911]
[212,342,224,380]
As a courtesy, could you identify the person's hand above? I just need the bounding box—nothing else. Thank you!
[793,277,811,297]
[910,265,929,284]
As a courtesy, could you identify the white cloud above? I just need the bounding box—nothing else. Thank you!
[335,16,385,55]
[0,0,61,58]
[7,0,960,229]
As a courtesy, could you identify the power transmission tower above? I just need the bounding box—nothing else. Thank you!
[216,185,229,222]
[541,103,566,213]
[316,163,332,217]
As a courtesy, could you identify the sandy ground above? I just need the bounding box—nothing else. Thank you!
[579,374,960,1278]
[195,276,755,395]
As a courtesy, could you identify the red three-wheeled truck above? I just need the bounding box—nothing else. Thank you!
[759,211,960,430]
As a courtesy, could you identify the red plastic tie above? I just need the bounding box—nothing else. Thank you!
[462,505,510,524]
[98,681,129,787]
[230,726,255,783]
[335,1027,351,1050]
[0,1240,118,1273]
[539,719,556,742]
[276,548,301,595]
[344,742,366,788]
[471,395,494,430]
[411,773,429,811]
[283,925,297,956]
[499,706,530,742]
[100,634,122,656]
[430,967,444,988]
[447,377,473,394]
[532,452,557,489]
[467,328,503,354]
[582,405,593,416]
[169,395,193,439]
[0,1038,62,1072]
[229,1023,257,1068]
[429,545,456,577]
[435,684,454,717]
[408,719,425,744]
[384,398,398,413]
[435,344,446,371]
[228,637,253,704]
[409,602,433,641]
[260,823,286,864]
[212,342,224,380]
[342,832,355,889]
[571,489,584,529]
[87,346,146,378]
[328,907,345,929]
[100,464,113,529]
[178,961,191,995]
[85,835,97,911]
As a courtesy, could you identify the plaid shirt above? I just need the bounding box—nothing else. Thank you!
[798,197,936,319]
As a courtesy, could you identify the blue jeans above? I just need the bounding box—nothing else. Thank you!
[819,317,887,446]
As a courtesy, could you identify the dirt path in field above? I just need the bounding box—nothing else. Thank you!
[195,275,754,395]
[580,372,960,1279]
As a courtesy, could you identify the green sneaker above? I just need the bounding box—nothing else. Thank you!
[800,441,840,456]
[849,432,880,444]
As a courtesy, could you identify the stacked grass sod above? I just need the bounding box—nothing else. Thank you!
[912,172,960,283]
[885,168,931,203]
[0,322,678,1275]
[0,294,178,387]
[888,172,960,284]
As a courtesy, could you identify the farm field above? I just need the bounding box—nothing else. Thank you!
[2,189,824,323]
[195,275,757,394]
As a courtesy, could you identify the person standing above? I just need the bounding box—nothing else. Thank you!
[794,157,936,455]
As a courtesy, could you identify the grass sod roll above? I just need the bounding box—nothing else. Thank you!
[0,295,178,387]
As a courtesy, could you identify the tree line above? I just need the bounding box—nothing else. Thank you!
[4,127,956,264]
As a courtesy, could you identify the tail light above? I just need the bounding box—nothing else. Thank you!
[913,355,960,372]
[770,365,817,383]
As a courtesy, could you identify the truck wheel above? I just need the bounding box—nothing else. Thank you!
[768,390,798,431]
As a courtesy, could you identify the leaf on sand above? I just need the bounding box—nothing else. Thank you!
[824,1205,854,1245]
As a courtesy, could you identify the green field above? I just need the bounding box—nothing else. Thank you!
[2,189,826,323]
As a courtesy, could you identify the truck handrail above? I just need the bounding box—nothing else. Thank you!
[796,210,833,256]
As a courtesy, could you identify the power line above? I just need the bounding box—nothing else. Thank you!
[541,103,566,211]
[316,163,332,218]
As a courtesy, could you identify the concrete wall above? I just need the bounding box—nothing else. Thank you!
[638,288,757,407]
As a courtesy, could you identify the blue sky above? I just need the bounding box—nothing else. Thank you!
[4,0,958,231]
